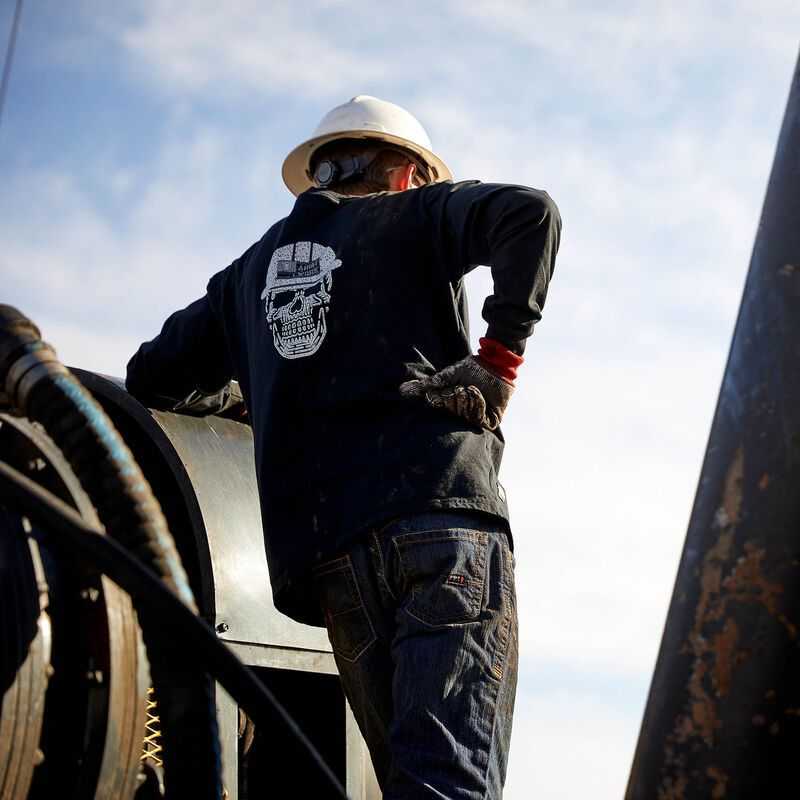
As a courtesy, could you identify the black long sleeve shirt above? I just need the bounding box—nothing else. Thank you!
[127,180,561,624]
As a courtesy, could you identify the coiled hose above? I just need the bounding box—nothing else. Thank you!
[0,305,222,798]
[0,460,348,799]
[0,305,348,799]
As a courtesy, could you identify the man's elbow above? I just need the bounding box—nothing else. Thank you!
[523,188,561,235]
[498,186,561,235]
[524,189,562,254]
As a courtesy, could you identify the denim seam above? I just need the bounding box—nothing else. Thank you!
[312,559,365,615]
[474,632,504,800]
[391,537,407,592]
[403,606,485,628]
[371,531,399,603]
[392,529,485,546]
[374,515,408,536]
[343,558,377,661]
[478,676,504,799]
[313,558,351,578]
[479,547,515,798]
[489,545,513,684]
[332,619,376,663]
[320,555,377,663]
[328,605,360,620]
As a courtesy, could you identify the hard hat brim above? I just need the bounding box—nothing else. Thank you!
[282,130,453,196]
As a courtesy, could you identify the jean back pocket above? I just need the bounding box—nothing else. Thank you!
[394,530,488,626]
[313,556,376,662]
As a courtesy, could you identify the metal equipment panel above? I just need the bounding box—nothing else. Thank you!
[148,409,330,652]
[71,370,330,654]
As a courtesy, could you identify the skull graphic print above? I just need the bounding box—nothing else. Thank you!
[260,242,342,359]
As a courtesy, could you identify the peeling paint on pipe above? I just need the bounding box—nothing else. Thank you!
[627,51,800,799]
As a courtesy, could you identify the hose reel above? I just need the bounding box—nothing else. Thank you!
[0,305,349,800]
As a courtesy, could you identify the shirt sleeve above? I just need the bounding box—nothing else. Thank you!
[430,181,562,356]
[126,279,234,409]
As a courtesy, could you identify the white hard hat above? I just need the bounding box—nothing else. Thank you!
[282,95,453,196]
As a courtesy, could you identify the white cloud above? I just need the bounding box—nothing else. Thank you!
[455,0,799,110]
[0,124,275,359]
[2,168,212,338]
[495,343,722,675]
[100,0,388,99]
[506,676,640,798]
[41,317,143,377]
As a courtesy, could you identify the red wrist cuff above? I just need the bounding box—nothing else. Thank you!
[477,337,524,384]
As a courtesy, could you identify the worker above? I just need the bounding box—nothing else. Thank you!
[126,94,561,799]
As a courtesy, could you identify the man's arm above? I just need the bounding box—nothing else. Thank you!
[403,181,561,429]
[438,181,562,356]
[126,294,234,410]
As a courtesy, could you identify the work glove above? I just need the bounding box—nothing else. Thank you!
[169,381,249,422]
[399,355,514,431]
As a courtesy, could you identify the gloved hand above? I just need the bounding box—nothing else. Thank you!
[399,355,514,430]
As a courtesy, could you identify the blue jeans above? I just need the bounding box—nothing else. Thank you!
[312,512,518,799]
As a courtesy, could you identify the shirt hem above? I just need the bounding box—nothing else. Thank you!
[271,494,511,626]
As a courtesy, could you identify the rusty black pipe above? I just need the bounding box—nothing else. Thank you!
[626,52,800,798]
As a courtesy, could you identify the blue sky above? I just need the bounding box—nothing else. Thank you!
[2,2,799,796]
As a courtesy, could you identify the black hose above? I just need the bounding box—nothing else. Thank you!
[0,305,222,798]
[0,459,349,799]
[0,305,193,604]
